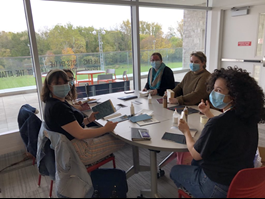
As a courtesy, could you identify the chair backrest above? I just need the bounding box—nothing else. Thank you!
[98,74,113,81]
[227,167,265,198]
[123,71,128,81]
[106,69,115,74]
[37,122,93,198]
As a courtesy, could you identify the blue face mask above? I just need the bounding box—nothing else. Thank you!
[151,61,162,70]
[190,63,201,72]
[209,90,232,109]
[69,80,74,87]
[52,84,70,98]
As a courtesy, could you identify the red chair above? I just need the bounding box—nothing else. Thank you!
[38,154,116,198]
[227,166,265,198]
[178,166,265,198]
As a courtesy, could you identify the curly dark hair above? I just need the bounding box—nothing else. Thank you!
[63,69,77,101]
[206,66,265,124]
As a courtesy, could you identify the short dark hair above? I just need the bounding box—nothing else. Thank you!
[206,66,265,124]
[151,52,163,61]
[190,51,207,69]
[41,69,69,103]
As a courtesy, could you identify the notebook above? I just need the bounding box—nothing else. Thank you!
[131,128,151,141]
[162,133,186,144]
[167,89,175,103]
[92,99,116,120]
[129,114,152,123]
[108,115,129,123]
[118,95,138,101]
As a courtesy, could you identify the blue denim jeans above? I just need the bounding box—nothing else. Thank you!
[170,161,229,198]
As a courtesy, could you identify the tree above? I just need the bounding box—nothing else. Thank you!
[47,23,86,54]
[177,19,183,40]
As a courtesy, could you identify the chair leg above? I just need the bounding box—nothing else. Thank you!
[176,152,185,165]
[49,180,54,198]
[158,152,178,169]
[38,174,42,187]
[112,158,116,169]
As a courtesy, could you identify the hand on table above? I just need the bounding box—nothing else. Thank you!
[150,89,158,96]
[169,98,178,104]
[104,121,118,132]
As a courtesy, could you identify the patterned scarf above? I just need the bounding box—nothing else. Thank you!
[148,63,166,90]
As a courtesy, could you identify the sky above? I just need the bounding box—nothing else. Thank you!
[0,0,183,35]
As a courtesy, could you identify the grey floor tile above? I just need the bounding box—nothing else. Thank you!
[3,96,26,106]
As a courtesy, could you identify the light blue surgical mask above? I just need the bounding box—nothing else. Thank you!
[69,80,74,87]
[209,90,232,110]
[52,84,70,98]
[151,61,162,70]
[190,63,201,72]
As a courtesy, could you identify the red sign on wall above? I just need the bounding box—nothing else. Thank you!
[238,41,252,46]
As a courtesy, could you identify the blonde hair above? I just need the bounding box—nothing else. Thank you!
[41,69,69,103]
[190,51,207,69]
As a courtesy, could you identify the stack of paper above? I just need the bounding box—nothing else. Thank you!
[167,89,175,103]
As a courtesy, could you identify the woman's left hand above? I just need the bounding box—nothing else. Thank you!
[80,103,90,111]
[178,118,190,135]
[150,89,158,96]
[89,112,98,122]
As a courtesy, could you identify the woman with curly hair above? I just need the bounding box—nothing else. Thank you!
[170,66,265,198]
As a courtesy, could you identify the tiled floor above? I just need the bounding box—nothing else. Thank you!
[0,73,186,135]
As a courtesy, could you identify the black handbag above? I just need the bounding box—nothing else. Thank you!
[91,168,128,198]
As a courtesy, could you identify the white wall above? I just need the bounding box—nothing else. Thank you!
[0,131,26,156]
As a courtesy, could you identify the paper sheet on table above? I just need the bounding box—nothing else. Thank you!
[168,126,198,138]
[135,109,154,116]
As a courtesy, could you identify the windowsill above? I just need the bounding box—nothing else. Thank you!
[0,68,189,97]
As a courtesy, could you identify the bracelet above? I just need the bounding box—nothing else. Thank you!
[86,117,90,123]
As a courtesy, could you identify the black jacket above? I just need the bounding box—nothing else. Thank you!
[17,104,42,157]
[145,66,175,96]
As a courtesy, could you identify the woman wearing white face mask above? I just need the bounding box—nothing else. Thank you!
[41,69,125,165]
[169,51,211,105]
[170,66,265,198]
[143,52,175,96]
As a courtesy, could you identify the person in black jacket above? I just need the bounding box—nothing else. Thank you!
[143,52,175,96]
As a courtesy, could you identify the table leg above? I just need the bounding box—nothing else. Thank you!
[90,74,94,85]
[140,150,161,198]
[126,146,150,179]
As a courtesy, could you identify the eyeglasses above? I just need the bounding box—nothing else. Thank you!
[68,77,75,81]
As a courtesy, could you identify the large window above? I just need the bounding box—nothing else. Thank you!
[0,0,209,135]
[0,0,41,135]
[139,7,207,89]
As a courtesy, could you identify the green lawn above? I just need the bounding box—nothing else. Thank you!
[0,62,182,90]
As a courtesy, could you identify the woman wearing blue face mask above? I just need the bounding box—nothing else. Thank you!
[169,51,211,105]
[41,69,125,165]
[170,66,265,198]
[143,52,175,96]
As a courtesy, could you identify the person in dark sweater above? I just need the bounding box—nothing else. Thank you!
[170,66,265,198]
[143,52,175,96]
[170,51,211,105]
